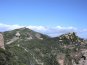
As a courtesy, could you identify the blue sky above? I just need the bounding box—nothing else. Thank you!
[0,0,87,38]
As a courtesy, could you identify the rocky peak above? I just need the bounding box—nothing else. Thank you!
[58,32,84,45]
[59,32,76,40]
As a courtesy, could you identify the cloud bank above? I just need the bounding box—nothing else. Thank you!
[0,23,87,39]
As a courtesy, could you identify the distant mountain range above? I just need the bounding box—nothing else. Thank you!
[0,27,87,65]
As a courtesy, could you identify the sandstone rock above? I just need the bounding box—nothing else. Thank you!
[0,33,5,49]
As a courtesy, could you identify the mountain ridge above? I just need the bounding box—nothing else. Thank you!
[0,27,87,65]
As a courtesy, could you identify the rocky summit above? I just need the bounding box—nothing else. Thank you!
[0,27,87,65]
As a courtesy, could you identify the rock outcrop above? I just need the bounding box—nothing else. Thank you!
[0,33,5,49]
[56,53,65,65]
[74,49,87,65]
[15,31,20,37]
[35,33,43,40]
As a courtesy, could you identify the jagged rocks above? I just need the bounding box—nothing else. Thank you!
[58,32,85,45]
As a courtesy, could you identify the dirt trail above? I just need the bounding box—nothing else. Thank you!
[6,37,19,44]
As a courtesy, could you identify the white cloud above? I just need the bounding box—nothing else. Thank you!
[0,23,87,38]
[0,23,23,31]
[27,26,47,31]
[42,26,77,37]
[56,26,77,30]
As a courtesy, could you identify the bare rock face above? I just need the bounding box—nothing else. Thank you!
[15,31,20,37]
[75,49,87,65]
[35,33,43,40]
[56,53,65,65]
[0,33,5,49]
[70,49,87,65]
[27,36,33,40]
[27,33,33,40]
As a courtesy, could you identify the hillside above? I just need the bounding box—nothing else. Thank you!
[0,27,87,65]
